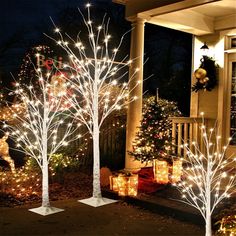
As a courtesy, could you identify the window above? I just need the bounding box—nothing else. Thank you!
[230,61,236,145]
[231,38,236,49]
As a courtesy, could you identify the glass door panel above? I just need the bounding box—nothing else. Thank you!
[230,62,236,145]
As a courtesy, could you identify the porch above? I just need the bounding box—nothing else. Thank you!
[113,0,236,170]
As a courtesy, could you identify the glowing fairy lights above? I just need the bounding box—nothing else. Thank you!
[1,70,79,215]
[153,160,169,184]
[109,173,138,197]
[46,3,140,207]
[0,103,26,124]
[0,135,15,173]
[0,160,41,198]
[173,113,236,236]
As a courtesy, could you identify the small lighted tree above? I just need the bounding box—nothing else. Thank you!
[173,113,236,236]
[47,4,139,207]
[2,71,79,216]
[129,96,181,164]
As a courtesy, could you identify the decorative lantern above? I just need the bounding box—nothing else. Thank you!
[171,159,182,183]
[153,160,169,184]
[117,174,138,197]
[109,175,119,192]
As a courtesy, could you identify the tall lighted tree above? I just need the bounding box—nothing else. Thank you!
[2,71,79,216]
[173,113,236,236]
[47,4,139,207]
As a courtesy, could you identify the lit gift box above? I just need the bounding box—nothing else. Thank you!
[153,160,169,184]
[109,175,119,191]
[117,174,138,197]
[171,159,183,183]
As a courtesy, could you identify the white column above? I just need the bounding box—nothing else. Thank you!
[125,18,145,171]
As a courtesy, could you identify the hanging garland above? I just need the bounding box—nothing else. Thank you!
[192,56,218,92]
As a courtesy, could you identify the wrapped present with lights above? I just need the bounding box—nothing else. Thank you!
[170,159,183,183]
[153,158,183,184]
[153,160,169,184]
[117,173,138,197]
[110,173,138,196]
[109,175,119,192]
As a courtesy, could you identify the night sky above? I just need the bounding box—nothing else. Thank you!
[0,0,96,40]
[0,0,110,70]
[0,0,192,115]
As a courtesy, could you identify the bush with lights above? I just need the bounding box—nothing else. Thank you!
[0,160,41,201]
[129,96,181,164]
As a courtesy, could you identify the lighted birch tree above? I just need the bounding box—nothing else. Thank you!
[173,113,236,236]
[2,72,79,216]
[47,3,140,207]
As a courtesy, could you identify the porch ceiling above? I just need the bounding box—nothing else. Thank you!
[139,0,236,35]
[114,0,236,35]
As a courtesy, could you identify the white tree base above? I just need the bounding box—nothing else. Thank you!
[29,206,64,216]
[78,197,118,207]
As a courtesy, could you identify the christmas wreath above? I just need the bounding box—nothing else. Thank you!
[192,56,218,92]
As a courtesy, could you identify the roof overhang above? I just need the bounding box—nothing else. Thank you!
[115,0,236,36]
[112,0,127,5]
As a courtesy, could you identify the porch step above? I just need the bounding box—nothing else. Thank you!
[102,187,204,226]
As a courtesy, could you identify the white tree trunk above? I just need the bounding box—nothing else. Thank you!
[205,182,212,236]
[42,156,50,207]
[92,119,102,198]
[92,74,102,199]
[205,213,212,236]
[42,114,50,207]
[205,161,212,236]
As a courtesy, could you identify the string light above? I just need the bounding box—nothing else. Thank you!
[45,5,141,204]
[173,115,236,236]
[86,3,91,8]
[110,174,138,197]
[0,69,82,212]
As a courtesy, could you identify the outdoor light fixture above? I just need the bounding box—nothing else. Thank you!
[200,42,209,56]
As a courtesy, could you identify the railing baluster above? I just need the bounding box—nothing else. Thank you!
[169,117,215,159]
[184,123,188,158]
[172,122,177,153]
[200,122,204,152]
[189,123,193,152]
[177,123,182,156]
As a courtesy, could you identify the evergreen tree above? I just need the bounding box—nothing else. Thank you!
[129,96,181,164]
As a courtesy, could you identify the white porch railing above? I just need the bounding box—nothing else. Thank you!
[170,117,215,158]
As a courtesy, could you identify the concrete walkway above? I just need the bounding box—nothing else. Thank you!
[0,198,204,236]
